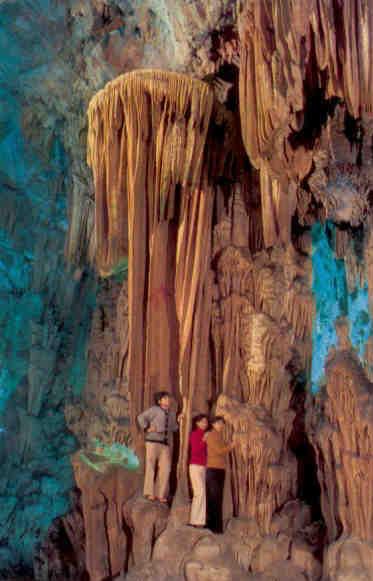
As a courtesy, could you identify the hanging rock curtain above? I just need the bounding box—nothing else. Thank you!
[239,0,373,247]
[87,70,215,454]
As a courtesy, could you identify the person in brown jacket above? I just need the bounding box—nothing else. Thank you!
[205,416,234,533]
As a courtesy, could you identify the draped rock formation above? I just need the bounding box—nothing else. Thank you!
[87,70,215,471]
[210,181,312,532]
[81,62,322,579]
[309,318,373,580]
[237,4,373,578]
[238,0,373,247]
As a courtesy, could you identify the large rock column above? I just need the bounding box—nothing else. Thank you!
[87,71,215,467]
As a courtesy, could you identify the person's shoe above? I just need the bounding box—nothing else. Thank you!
[187,524,205,528]
[144,495,156,501]
[157,497,169,504]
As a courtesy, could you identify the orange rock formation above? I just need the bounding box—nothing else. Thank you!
[87,70,216,480]
[66,4,373,581]
[213,239,312,532]
[238,0,373,247]
[309,319,373,579]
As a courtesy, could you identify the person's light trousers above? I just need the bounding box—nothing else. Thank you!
[189,464,206,525]
[143,442,171,499]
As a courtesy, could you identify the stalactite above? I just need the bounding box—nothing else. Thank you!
[65,190,96,266]
[238,0,373,247]
[87,69,215,459]
[87,70,214,274]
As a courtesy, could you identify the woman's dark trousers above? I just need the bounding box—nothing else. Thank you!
[206,468,225,533]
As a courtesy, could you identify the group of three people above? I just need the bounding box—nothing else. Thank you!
[137,391,234,533]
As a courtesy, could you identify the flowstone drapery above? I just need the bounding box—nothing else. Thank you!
[238,0,373,248]
[87,72,214,445]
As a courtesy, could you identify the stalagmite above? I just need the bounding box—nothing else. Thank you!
[73,454,141,581]
[217,393,297,534]
[309,318,373,579]
[212,188,313,533]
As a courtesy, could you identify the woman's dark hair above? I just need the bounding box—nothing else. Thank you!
[192,413,208,430]
[210,416,225,426]
[154,391,171,405]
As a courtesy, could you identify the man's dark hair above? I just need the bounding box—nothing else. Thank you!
[192,413,208,430]
[154,391,171,405]
[210,416,225,426]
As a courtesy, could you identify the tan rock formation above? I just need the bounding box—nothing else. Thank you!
[79,63,321,579]
[216,394,297,533]
[238,0,373,246]
[87,71,216,481]
[123,495,169,568]
[309,318,373,579]
[72,453,141,581]
[212,200,312,529]
[70,4,373,577]
[124,522,252,581]
[119,505,322,581]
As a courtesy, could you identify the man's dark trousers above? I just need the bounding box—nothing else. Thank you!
[206,467,225,533]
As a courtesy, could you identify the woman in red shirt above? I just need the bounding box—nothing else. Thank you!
[188,414,209,527]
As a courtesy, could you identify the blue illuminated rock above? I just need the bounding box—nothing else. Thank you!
[312,222,373,393]
[0,1,97,572]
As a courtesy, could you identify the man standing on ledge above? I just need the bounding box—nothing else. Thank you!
[137,391,179,503]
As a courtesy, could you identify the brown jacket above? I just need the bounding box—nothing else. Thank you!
[205,430,231,469]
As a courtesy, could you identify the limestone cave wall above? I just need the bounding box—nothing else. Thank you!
[1,2,373,581]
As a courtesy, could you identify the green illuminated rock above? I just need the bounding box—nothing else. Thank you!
[79,438,139,474]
